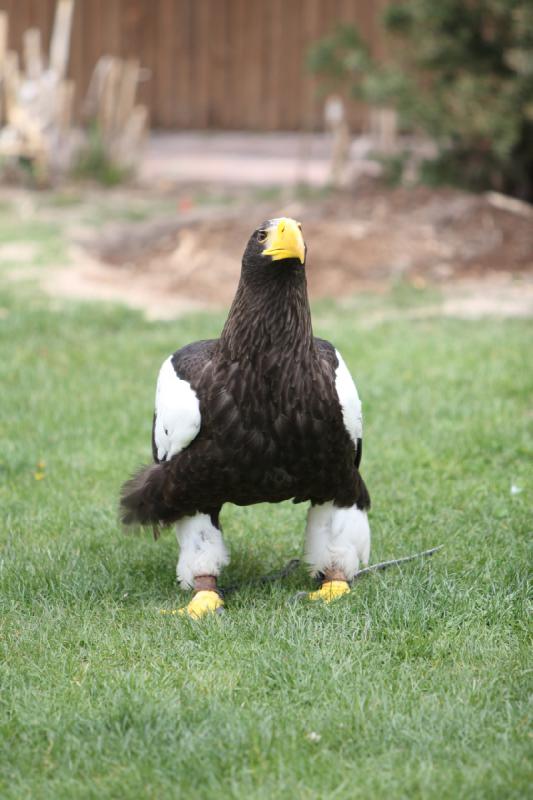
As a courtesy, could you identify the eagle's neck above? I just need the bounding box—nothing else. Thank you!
[220,270,314,361]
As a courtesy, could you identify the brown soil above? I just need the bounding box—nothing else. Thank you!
[87,183,532,309]
[25,181,530,319]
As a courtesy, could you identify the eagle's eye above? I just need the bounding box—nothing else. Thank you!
[257,230,268,243]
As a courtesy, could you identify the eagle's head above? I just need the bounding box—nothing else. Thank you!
[242,218,306,278]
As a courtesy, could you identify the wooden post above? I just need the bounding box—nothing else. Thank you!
[82,53,148,172]
[3,51,20,122]
[370,108,398,154]
[49,0,75,79]
[98,56,121,139]
[23,28,44,80]
[325,95,351,187]
[57,79,75,132]
[115,105,148,167]
[115,59,140,132]
[83,55,112,120]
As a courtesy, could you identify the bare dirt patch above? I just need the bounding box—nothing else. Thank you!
[44,182,533,318]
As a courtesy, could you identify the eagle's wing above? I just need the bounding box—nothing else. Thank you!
[152,340,217,463]
[315,338,363,466]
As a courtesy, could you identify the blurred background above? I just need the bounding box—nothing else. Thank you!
[0,0,531,317]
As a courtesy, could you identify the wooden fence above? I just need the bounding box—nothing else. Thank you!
[0,0,388,130]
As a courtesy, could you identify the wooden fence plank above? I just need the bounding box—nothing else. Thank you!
[178,0,190,125]
[245,0,262,130]
[154,0,172,127]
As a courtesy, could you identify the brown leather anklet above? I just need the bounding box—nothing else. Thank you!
[193,575,220,595]
[323,568,349,582]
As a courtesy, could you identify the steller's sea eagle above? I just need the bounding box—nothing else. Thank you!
[120,218,371,618]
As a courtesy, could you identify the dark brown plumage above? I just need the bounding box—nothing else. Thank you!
[120,219,370,529]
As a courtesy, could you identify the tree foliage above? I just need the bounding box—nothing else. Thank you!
[309,1,533,199]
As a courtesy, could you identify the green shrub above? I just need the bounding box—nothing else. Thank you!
[309,1,533,200]
[73,124,130,187]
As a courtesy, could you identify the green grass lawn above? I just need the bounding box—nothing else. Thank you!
[0,212,531,798]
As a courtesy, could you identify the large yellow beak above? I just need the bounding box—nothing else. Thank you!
[262,218,305,264]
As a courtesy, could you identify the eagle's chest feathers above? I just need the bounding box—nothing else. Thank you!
[248,351,328,430]
[199,347,346,471]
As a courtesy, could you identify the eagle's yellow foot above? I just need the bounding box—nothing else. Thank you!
[177,590,224,619]
[307,579,351,603]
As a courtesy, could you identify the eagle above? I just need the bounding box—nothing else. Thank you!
[120,218,371,618]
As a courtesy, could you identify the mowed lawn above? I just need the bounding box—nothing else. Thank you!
[0,217,531,798]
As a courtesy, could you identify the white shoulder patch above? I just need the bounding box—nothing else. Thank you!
[334,349,362,445]
[154,356,201,461]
